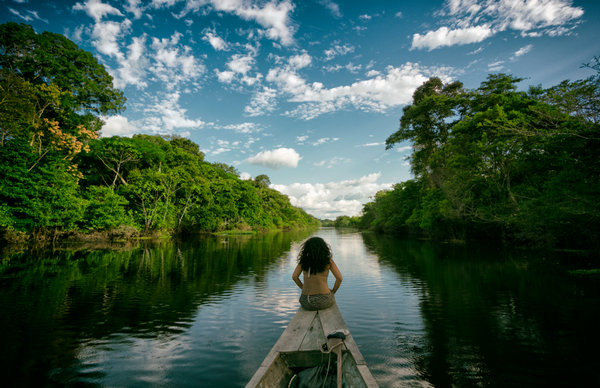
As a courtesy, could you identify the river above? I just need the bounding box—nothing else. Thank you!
[1,228,598,387]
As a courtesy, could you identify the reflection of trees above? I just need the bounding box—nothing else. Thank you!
[0,230,312,387]
[361,233,600,387]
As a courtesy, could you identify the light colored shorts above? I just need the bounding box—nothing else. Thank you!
[299,293,335,311]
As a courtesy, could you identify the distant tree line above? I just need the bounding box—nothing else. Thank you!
[0,22,318,242]
[359,65,600,249]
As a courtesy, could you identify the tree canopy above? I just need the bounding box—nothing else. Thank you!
[365,67,600,249]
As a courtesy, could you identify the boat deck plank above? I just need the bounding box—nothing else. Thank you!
[299,311,326,351]
[319,305,367,366]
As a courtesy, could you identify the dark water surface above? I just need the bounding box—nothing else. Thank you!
[1,228,599,387]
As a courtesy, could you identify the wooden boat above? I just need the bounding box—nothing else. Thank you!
[246,304,378,387]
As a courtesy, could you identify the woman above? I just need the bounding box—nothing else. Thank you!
[292,236,342,311]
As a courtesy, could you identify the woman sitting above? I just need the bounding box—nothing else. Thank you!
[292,237,342,311]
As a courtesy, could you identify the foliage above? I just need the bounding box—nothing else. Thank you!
[0,23,318,241]
[365,68,600,248]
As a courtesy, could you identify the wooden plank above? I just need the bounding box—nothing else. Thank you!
[356,365,379,388]
[319,305,378,387]
[299,311,326,351]
[272,308,318,353]
[319,305,367,365]
[247,309,317,388]
[318,304,347,337]
[259,308,317,369]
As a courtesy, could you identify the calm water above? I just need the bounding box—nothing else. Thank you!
[1,228,599,387]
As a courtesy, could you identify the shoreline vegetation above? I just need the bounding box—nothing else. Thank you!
[325,62,600,253]
[0,22,319,249]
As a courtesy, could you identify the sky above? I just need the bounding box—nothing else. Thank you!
[3,0,600,219]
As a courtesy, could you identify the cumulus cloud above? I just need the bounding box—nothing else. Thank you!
[412,25,493,50]
[324,43,355,61]
[412,0,584,50]
[100,115,139,137]
[125,0,144,19]
[180,0,296,46]
[149,32,205,89]
[271,173,393,219]
[113,35,148,89]
[73,0,123,22]
[90,19,131,59]
[203,28,229,51]
[267,62,451,120]
[216,48,262,86]
[143,91,205,132]
[247,148,301,169]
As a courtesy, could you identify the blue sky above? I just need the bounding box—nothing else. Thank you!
[3,0,600,219]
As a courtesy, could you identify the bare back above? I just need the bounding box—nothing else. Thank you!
[292,259,343,296]
[301,267,331,295]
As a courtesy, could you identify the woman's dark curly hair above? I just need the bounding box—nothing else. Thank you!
[298,237,332,273]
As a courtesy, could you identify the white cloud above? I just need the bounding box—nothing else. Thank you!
[267,62,451,120]
[289,53,312,69]
[219,122,262,133]
[488,60,504,71]
[312,137,339,146]
[113,35,148,89]
[149,32,205,89]
[271,173,393,219]
[245,87,278,116]
[203,28,229,51]
[318,0,341,18]
[125,0,144,19]
[8,7,49,23]
[247,147,301,169]
[216,70,235,83]
[359,14,372,21]
[360,142,384,147]
[240,172,252,180]
[411,25,493,51]
[73,0,123,22]
[324,62,362,74]
[143,91,205,132]
[100,115,139,137]
[181,0,296,46]
[324,43,355,61]
[91,19,131,59]
[512,44,533,59]
[413,0,584,51]
[216,49,262,86]
[313,156,349,168]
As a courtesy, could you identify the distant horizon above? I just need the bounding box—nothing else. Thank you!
[3,0,599,219]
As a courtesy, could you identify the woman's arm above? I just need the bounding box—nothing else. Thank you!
[329,259,342,294]
[292,263,303,290]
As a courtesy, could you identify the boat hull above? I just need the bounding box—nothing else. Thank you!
[246,304,378,387]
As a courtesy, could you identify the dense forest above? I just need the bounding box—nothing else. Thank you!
[0,22,318,242]
[358,66,599,249]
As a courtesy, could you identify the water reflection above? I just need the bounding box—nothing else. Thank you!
[362,233,600,387]
[1,229,599,387]
[0,230,313,387]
